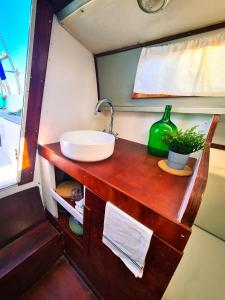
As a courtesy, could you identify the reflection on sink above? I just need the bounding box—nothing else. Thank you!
[59,130,115,162]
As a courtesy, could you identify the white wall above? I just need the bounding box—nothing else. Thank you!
[38,17,107,210]
[212,117,225,145]
[103,111,212,145]
[38,17,105,145]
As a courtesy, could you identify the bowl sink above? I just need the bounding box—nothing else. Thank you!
[59,130,115,162]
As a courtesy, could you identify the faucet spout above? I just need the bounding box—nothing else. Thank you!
[94,98,117,137]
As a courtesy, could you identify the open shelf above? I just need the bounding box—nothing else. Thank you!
[49,166,85,224]
[56,209,83,248]
[50,188,84,224]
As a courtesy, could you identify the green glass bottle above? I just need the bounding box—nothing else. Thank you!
[148,105,177,157]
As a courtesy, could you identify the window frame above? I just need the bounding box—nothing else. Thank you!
[19,0,54,185]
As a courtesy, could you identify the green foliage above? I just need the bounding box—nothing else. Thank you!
[162,126,206,155]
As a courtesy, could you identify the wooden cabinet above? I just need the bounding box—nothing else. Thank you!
[50,185,183,299]
[83,189,182,299]
[39,133,216,299]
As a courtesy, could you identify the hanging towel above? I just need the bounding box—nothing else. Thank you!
[102,202,153,278]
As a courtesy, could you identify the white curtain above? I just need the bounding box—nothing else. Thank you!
[133,32,225,96]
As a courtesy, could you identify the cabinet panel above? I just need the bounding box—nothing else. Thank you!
[85,189,182,300]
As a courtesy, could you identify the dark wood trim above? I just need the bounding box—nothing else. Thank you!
[19,0,54,185]
[205,115,220,145]
[181,115,219,227]
[93,55,100,99]
[211,143,225,151]
[95,22,225,57]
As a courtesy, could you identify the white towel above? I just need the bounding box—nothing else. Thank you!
[102,202,153,278]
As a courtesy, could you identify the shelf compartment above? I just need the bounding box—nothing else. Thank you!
[50,188,84,224]
[58,211,83,247]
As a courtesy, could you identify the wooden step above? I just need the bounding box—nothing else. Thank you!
[0,187,46,249]
[0,221,64,299]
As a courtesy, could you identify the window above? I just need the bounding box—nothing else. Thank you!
[0,0,32,189]
[133,31,225,98]
[0,0,54,189]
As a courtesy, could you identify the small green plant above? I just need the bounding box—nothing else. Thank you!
[162,126,206,155]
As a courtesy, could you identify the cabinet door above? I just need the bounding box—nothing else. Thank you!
[85,189,111,298]
[85,189,183,300]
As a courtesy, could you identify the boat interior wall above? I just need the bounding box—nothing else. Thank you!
[96,28,225,114]
[163,147,225,299]
[57,0,225,54]
[194,148,225,241]
[108,112,212,147]
[39,16,105,145]
[38,17,219,147]
[212,116,225,146]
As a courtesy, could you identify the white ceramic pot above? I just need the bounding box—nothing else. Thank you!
[167,150,189,170]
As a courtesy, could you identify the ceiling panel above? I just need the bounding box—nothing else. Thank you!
[58,0,225,53]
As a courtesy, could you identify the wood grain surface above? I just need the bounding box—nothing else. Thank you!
[39,138,194,251]
[20,0,54,185]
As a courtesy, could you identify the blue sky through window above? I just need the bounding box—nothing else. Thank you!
[0,0,32,94]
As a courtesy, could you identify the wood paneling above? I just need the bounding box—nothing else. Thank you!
[211,143,225,151]
[20,0,54,185]
[39,139,193,251]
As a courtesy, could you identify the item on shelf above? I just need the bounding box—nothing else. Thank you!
[147,105,177,157]
[162,125,206,170]
[158,159,193,176]
[71,187,83,202]
[56,180,82,200]
[69,215,83,236]
[75,198,84,214]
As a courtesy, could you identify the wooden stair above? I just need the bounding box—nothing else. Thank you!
[0,187,64,299]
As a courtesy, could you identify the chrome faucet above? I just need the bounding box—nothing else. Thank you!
[94,98,118,138]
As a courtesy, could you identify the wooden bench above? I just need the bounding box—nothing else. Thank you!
[0,187,64,299]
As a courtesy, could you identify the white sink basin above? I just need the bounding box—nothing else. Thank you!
[59,130,115,162]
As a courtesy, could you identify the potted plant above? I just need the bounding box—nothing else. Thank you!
[162,126,206,170]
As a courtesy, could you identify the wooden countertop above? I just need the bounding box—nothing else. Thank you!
[39,139,198,251]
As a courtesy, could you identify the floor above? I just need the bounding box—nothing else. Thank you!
[21,256,97,300]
